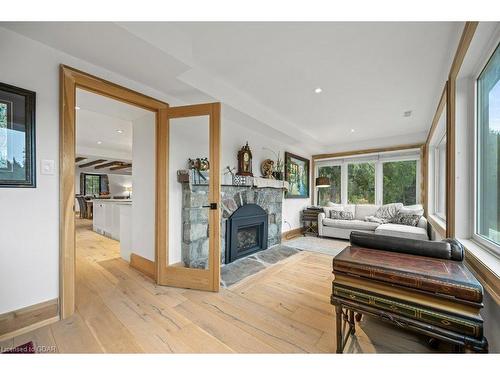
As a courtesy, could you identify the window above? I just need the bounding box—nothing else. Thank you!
[382,160,417,205]
[434,134,447,220]
[348,162,375,204]
[83,174,102,196]
[476,43,500,251]
[317,165,341,206]
[315,152,420,206]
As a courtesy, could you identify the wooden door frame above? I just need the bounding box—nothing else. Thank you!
[59,65,169,319]
[157,103,221,292]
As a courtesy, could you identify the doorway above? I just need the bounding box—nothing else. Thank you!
[60,66,221,319]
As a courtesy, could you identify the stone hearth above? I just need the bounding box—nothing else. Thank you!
[181,183,284,268]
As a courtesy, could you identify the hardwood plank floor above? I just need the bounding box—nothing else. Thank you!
[4,218,439,353]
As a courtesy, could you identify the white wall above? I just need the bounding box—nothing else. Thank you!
[108,174,133,197]
[131,113,156,261]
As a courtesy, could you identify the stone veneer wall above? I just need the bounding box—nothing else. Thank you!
[181,183,284,268]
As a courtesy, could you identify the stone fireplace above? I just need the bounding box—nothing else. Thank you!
[181,183,284,268]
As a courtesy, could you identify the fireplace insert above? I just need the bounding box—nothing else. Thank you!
[226,203,268,263]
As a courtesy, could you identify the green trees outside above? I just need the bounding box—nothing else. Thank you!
[383,160,417,206]
[317,165,341,205]
[348,163,375,204]
[85,174,101,195]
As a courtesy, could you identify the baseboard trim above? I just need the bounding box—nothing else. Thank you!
[130,253,156,280]
[282,227,304,241]
[0,299,59,341]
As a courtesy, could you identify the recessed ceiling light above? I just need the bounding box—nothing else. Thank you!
[404,110,412,117]
[116,129,124,134]
[314,87,323,94]
[350,129,355,133]
[75,106,81,110]
[97,141,102,145]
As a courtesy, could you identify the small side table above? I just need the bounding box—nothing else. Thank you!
[301,209,322,236]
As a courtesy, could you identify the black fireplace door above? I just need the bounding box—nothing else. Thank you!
[226,204,268,263]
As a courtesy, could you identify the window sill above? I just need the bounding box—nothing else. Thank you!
[459,238,500,305]
[427,214,446,238]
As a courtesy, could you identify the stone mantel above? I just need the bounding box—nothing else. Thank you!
[181,183,284,268]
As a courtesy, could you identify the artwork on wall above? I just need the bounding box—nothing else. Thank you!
[284,152,310,199]
[0,82,36,187]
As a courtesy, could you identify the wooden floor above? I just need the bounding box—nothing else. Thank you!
[1,218,438,353]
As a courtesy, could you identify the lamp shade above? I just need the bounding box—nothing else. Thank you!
[315,176,331,188]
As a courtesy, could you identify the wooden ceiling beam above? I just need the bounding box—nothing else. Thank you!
[94,161,123,169]
[110,163,132,171]
[75,157,87,163]
[78,159,107,168]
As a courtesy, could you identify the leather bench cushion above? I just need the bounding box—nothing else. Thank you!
[375,223,428,241]
[323,218,379,231]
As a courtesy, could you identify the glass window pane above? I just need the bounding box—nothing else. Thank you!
[477,43,500,247]
[348,162,375,204]
[317,165,341,206]
[436,139,447,219]
[85,174,101,195]
[382,160,417,205]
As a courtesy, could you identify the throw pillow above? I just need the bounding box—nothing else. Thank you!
[365,215,386,224]
[399,204,425,216]
[329,209,354,220]
[373,203,403,223]
[391,213,421,227]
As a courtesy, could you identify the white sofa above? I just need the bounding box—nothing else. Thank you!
[318,204,429,241]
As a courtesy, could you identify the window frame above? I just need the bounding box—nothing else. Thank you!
[433,132,447,221]
[316,163,342,206]
[314,151,420,207]
[82,173,102,196]
[472,41,500,257]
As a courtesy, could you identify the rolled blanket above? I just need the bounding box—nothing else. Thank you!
[349,231,463,261]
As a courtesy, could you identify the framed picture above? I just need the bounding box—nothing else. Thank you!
[0,82,36,187]
[284,152,310,199]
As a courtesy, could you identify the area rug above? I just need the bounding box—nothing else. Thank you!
[221,245,299,288]
[284,235,348,256]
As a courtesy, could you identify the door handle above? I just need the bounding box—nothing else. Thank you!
[202,203,218,210]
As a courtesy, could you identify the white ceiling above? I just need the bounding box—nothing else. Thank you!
[76,89,150,161]
[3,22,464,153]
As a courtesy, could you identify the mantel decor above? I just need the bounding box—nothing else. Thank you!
[237,142,253,177]
[284,152,309,199]
[0,82,36,188]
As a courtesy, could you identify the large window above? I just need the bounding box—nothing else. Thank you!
[382,160,417,205]
[348,162,375,204]
[476,43,500,251]
[315,152,419,206]
[317,165,341,206]
[83,173,102,196]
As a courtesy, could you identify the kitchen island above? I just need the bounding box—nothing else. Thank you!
[93,199,132,261]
